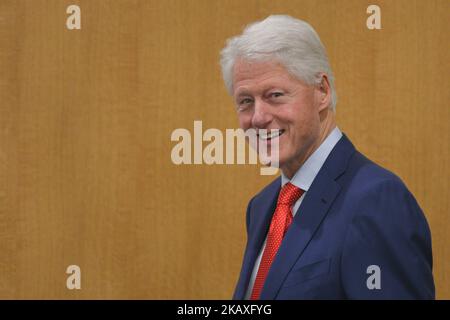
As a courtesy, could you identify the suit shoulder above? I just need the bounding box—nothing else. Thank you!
[348,151,409,193]
[345,151,428,228]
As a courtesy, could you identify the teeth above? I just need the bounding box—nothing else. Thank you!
[258,129,284,140]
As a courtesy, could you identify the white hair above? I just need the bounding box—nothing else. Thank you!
[220,15,337,111]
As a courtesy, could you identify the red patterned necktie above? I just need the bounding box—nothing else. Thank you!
[250,182,304,300]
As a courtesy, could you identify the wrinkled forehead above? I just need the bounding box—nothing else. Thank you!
[232,58,301,95]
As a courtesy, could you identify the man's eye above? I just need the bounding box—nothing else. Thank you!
[271,92,283,98]
[239,98,253,105]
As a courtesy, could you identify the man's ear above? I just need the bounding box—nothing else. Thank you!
[316,73,331,112]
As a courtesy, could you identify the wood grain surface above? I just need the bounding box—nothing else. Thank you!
[0,0,448,299]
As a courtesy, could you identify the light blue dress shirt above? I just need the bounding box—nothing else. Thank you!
[244,126,343,299]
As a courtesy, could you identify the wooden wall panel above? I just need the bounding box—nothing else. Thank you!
[0,0,448,299]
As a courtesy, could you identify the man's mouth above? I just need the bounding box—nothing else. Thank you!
[258,129,285,141]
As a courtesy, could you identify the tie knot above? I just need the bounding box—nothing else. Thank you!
[277,182,303,206]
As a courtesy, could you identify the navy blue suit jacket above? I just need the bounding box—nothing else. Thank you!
[233,134,434,299]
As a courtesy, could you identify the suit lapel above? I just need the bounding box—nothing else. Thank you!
[260,134,356,299]
[233,180,280,299]
[260,171,341,299]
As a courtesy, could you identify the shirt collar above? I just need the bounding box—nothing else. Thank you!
[281,127,343,191]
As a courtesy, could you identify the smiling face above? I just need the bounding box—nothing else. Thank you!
[232,58,334,178]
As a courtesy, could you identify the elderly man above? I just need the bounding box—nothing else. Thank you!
[220,15,434,300]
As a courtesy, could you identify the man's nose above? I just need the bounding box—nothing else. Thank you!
[251,99,273,128]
